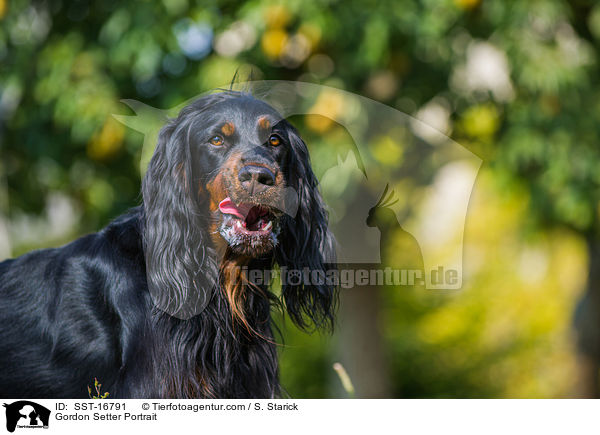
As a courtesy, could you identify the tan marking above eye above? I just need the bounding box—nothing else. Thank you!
[258,116,271,130]
[221,122,235,136]
[210,135,224,146]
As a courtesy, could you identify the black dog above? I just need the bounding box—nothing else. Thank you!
[0,91,337,398]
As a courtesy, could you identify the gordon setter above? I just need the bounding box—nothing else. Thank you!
[0,91,337,398]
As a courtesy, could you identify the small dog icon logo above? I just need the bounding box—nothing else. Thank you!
[3,401,50,433]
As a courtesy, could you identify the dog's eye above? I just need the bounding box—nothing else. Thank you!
[268,134,281,147]
[210,135,224,146]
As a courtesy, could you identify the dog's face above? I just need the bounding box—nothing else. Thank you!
[143,91,337,324]
[188,95,292,257]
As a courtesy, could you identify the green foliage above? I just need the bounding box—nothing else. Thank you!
[2,0,598,233]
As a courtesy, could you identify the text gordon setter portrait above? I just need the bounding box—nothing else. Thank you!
[0,91,338,398]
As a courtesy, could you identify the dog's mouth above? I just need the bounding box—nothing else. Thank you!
[217,197,280,255]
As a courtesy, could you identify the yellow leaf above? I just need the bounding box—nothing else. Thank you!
[88,117,125,161]
[264,5,291,29]
[261,29,288,59]
[454,0,481,10]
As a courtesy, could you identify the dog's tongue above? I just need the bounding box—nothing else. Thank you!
[218,197,254,219]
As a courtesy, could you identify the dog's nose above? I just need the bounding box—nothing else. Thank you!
[238,165,276,194]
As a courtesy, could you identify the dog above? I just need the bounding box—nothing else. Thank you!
[0,91,337,398]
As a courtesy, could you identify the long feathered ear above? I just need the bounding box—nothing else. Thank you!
[275,123,338,331]
[142,119,217,320]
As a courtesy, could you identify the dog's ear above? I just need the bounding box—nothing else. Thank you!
[275,123,338,331]
[142,118,217,319]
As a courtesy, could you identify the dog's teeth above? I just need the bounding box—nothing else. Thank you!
[263,221,272,231]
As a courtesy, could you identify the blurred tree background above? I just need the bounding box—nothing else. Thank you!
[1,0,600,397]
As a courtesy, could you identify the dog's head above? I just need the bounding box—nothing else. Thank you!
[142,91,337,328]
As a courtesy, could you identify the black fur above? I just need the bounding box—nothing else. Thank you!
[0,91,337,398]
